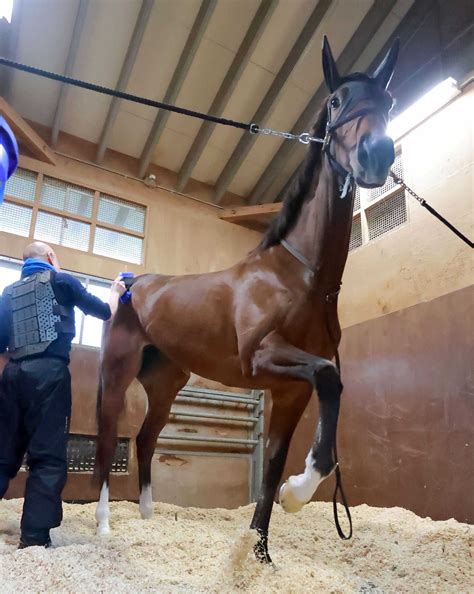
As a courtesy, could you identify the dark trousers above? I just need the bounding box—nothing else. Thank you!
[0,357,71,533]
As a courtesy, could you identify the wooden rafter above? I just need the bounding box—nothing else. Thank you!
[138,0,217,179]
[213,0,334,204]
[0,97,56,165]
[249,0,397,205]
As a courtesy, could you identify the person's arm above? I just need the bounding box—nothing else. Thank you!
[57,274,125,320]
[0,294,10,353]
[108,276,127,316]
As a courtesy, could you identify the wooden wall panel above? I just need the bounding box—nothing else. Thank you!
[281,286,473,523]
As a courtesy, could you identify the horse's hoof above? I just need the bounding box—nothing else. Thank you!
[279,481,305,513]
[140,507,153,520]
[254,530,272,564]
[96,524,110,536]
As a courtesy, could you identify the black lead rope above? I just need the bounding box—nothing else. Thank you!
[332,348,353,540]
[389,172,473,249]
[0,57,252,133]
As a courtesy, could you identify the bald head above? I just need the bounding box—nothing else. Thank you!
[23,241,60,270]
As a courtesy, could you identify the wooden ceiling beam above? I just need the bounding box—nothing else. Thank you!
[212,0,334,205]
[249,0,397,205]
[176,0,278,193]
[220,201,281,223]
[95,0,154,164]
[138,0,217,180]
[50,0,89,147]
[0,97,56,164]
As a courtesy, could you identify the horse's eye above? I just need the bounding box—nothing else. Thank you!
[330,96,340,109]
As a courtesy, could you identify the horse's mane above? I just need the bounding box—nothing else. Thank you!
[257,103,329,250]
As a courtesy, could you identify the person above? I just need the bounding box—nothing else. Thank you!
[0,241,126,548]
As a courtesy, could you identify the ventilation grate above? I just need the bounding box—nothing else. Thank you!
[368,151,403,202]
[4,168,37,202]
[41,177,94,218]
[353,185,361,212]
[349,214,362,251]
[35,211,90,251]
[67,435,129,473]
[93,226,143,264]
[367,189,407,240]
[0,202,33,236]
[98,195,146,234]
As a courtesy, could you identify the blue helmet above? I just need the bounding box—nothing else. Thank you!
[0,116,19,204]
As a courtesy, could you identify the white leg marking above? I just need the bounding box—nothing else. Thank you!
[279,451,324,513]
[96,482,111,535]
[139,484,154,519]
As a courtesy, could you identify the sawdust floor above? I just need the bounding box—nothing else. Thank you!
[0,499,472,593]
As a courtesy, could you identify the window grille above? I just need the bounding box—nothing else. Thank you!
[4,168,37,202]
[93,227,143,264]
[353,185,361,212]
[367,188,407,240]
[349,214,362,251]
[368,151,403,202]
[67,435,129,473]
[98,194,145,234]
[41,176,94,218]
[35,211,90,251]
[0,202,33,236]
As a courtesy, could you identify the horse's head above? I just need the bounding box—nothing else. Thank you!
[321,36,399,189]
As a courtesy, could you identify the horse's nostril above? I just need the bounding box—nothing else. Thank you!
[358,137,370,169]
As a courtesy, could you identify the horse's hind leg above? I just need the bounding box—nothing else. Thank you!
[136,349,189,519]
[250,384,312,563]
[95,319,144,535]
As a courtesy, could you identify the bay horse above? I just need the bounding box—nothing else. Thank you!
[94,36,399,562]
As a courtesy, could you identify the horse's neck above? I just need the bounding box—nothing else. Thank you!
[285,157,354,290]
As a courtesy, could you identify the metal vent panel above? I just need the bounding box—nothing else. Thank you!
[93,227,143,264]
[41,176,94,218]
[0,201,33,236]
[349,214,362,251]
[67,435,129,473]
[368,151,403,202]
[98,195,146,234]
[35,211,90,251]
[22,435,129,473]
[367,189,407,240]
[4,168,37,202]
[353,185,361,212]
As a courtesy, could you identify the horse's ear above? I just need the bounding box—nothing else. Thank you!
[372,38,400,89]
[322,35,341,93]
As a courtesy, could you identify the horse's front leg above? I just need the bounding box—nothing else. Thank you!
[250,385,311,564]
[249,332,341,561]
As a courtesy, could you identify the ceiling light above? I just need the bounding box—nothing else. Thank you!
[388,77,460,141]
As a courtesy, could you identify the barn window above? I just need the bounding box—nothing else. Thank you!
[34,211,91,251]
[40,176,94,218]
[93,226,143,264]
[0,167,147,264]
[0,201,33,237]
[4,167,37,202]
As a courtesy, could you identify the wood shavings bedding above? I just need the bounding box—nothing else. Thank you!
[0,499,472,593]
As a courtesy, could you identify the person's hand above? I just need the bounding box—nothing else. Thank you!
[110,276,127,297]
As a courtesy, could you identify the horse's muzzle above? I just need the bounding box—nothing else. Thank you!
[356,134,395,187]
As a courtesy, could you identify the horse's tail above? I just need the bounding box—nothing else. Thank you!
[93,373,105,486]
